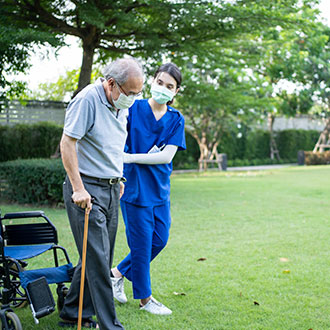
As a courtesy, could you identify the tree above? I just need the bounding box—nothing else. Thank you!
[172,0,319,168]
[254,4,330,158]
[175,53,275,170]
[0,3,62,106]
[1,0,315,97]
[274,19,330,153]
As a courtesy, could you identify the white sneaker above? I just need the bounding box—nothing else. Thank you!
[140,297,172,315]
[111,277,127,304]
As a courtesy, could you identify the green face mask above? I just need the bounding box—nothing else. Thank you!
[150,83,175,104]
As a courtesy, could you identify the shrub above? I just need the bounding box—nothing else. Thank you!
[0,121,322,170]
[244,130,270,160]
[276,129,319,159]
[0,158,65,205]
[218,129,247,160]
[304,151,330,165]
[173,133,199,169]
[0,122,62,162]
[226,158,296,167]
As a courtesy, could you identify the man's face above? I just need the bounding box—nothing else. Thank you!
[107,76,143,105]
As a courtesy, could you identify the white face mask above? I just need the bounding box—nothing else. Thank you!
[150,83,175,104]
[112,84,136,109]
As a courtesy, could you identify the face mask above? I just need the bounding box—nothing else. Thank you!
[150,83,175,104]
[112,84,136,110]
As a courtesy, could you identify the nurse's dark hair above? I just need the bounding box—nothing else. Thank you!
[153,63,182,89]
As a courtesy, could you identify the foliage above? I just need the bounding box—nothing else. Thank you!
[276,129,320,159]
[0,122,62,162]
[227,157,296,167]
[0,158,65,205]
[0,2,63,106]
[0,0,317,94]
[260,12,330,153]
[172,1,320,165]
[244,130,271,160]
[172,132,200,170]
[176,57,275,169]
[0,120,320,168]
[172,128,319,169]
[277,20,330,116]
[304,150,330,165]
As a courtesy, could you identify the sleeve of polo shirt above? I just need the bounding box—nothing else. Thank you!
[167,115,186,151]
[63,97,94,140]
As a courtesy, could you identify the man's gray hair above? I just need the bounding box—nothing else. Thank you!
[102,57,143,85]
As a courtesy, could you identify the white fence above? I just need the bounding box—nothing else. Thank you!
[0,100,67,126]
[0,100,326,131]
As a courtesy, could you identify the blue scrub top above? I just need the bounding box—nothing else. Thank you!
[121,99,186,207]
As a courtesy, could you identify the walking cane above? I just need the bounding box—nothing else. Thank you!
[77,207,90,330]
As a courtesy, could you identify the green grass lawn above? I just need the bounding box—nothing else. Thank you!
[1,165,330,330]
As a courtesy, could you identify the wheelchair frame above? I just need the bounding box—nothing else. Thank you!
[0,210,73,329]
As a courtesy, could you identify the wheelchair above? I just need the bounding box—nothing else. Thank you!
[0,210,74,329]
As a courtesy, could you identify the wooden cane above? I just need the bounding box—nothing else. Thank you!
[77,208,90,330]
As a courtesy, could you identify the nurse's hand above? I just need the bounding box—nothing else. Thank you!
[119,182,125,199]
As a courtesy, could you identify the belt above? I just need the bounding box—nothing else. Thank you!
[80,173,127,185]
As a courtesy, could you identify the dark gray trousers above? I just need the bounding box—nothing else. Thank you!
[60,175,124,330]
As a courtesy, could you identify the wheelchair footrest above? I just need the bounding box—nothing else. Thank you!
[26,277,55,319]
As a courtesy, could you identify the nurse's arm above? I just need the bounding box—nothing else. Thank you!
[124,145,178,164]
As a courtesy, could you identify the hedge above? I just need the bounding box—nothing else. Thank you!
[276,129,320,159]
[173,129,320,169]
[0,122,321,169]
[0,122,62,162]
[0,158,65,205]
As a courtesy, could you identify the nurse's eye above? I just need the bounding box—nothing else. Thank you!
[166,84,175,90]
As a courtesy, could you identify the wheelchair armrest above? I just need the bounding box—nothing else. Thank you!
[3,211,45,219]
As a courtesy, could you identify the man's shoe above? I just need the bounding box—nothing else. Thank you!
[140,297,172,315]
[111,277,127,303]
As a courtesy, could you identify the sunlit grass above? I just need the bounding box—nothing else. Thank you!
[1,165,330,329]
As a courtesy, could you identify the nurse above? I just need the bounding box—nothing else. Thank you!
[111,63,186,315]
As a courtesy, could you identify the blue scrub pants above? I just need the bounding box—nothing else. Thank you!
[117,201,171,299]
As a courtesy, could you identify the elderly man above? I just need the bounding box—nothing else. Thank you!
[59,57,144,330]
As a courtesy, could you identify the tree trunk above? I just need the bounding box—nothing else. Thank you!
[313,117,330,152]
[198,132,209,171]
[73,28,99,98]
[196,133,221,172]
[268,113,280,161]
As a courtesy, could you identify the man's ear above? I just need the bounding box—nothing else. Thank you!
[108,78,115,90]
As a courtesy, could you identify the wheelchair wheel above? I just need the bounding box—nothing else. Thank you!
[4,312,22,330]
[6,262,27,309]
[0,262,27,309]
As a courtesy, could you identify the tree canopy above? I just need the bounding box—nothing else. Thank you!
[0,3,62,105]
[1,0,318,96]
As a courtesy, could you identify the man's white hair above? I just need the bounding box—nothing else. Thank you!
[102,57,143,85]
